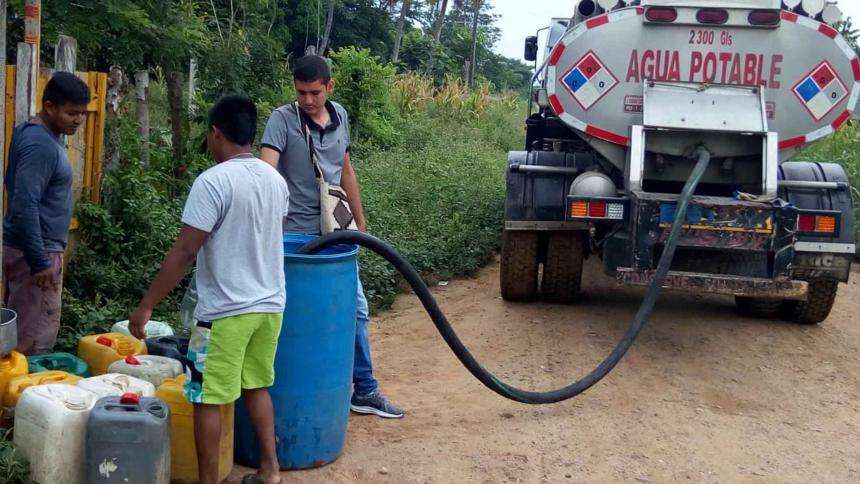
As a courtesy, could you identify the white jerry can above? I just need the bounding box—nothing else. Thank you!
[13,383,97,484]
[77,373,157,399]
[107,355,184,387]
[110,320,174,338]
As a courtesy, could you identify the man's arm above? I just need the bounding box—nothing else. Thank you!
[8,142,54,286]
[260,146,280,169]
[341,152,367,232]
[260,108,288,170]
[129,225,208,339]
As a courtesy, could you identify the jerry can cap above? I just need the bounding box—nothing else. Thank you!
[96,336,113,347]
[119,392,140,405]
[125,355,141,365]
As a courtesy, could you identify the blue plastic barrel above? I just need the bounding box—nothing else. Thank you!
[234,233,358,469]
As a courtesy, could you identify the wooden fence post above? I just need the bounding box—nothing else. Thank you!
[14,43,34,127]
[23,0,40,119]
[55,35,77,73]
[1,0,7,295]
[135,70,150,164]
[188,58,197,117]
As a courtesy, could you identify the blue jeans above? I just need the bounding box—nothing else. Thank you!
[354,269,378,395]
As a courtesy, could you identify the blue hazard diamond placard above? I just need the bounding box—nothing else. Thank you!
[560,51,618,111]
[792,60,848,121]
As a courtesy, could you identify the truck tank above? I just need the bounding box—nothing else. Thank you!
[542,0,859,168]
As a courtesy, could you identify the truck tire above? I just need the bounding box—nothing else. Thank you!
[735,296,783,319]
[500,230,539,302]
[542,232,586,304]
[782,279,839,325]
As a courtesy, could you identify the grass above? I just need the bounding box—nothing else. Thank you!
[0,429,29,484]
[355,96,524,310]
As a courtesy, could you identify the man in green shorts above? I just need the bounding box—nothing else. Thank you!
[130,95,289,484]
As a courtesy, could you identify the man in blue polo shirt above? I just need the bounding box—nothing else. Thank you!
[3,72,90,355]
[260,55,403,419]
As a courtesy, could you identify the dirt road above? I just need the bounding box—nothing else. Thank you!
[231,259,860,483]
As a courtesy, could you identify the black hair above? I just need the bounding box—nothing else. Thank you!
[207,94,257,146]
[293,55,331,83]
[42,71,91,106]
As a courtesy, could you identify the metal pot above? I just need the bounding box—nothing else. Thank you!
[0,308,18,357]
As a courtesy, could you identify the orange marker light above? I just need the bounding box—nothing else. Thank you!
[571,201,588,218]
[815,215,837,233]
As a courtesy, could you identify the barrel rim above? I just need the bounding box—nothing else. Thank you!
[283,233,359,262]
[1,308,17,325]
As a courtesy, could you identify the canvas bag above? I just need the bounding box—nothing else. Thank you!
[295,102,358,234]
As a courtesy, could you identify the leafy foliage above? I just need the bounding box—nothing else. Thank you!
[330,47,400,148]
[7,0,533,94]
[57,52,523,340]
[57,115,211,352]
[0,429,29,484]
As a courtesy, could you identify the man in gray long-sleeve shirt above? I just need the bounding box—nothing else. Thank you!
[3,72,90,355]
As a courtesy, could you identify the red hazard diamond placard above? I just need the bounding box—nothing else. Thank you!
[560,51,618,111]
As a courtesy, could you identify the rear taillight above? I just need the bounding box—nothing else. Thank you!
[588,201,607,218]
[570,199,625,221]
[797,214,838,234]
[645,7,677,23]
[697,8,729,25]
[798,214,816,232]
[748,10,780,26]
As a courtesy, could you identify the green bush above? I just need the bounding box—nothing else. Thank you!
[59,115,209,351]
[356,97,524,310]
[61,66,524,344]
[330,47,400,149]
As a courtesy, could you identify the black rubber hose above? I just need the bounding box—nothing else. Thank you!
[300,148,712,404]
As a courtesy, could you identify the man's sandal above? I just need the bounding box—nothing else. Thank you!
[241,473,285,484]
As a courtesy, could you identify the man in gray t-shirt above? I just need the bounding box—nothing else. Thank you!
[131,96,288,484]
[261,55,404,419]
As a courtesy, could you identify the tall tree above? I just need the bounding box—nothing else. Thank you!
[432,0,448,42]
[319,0,336,54]
[468,0,480,87]
[391,0,412,63]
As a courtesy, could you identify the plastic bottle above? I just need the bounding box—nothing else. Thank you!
[107,355,183,387]
[77,373,156,399]
[86,393,171,483]
[111,320,175,338]
[77,333,147,376]
[14,383,97,484]
[3,370,83,408]
[27,352,91,377]
[0,351,28,406]
[156,375,233,482]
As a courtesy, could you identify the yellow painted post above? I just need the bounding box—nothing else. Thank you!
[3,67,13,164]
[90,73,108,203]
[1,0,6,294]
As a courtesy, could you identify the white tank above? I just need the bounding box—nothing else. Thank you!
[13,384,97,484]
[107,355,183,387]
[77,373,156,399]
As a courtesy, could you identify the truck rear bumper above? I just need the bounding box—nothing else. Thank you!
[617,268,809,300]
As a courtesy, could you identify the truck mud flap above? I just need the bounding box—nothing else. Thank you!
[617,268,808,300]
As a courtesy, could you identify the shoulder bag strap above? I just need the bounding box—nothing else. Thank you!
[294,102,325,181]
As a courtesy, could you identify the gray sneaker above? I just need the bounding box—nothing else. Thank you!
[350,390,404,419]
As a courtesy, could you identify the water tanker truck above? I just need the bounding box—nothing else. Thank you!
[503,0,857,323]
